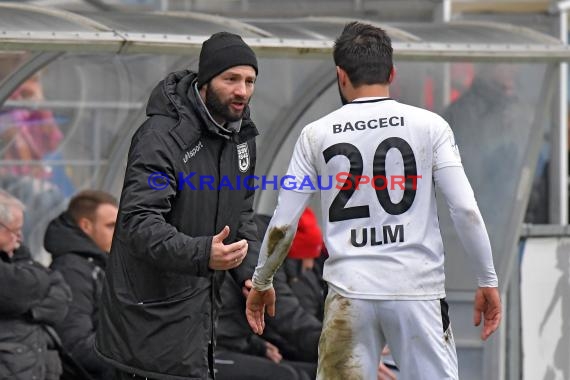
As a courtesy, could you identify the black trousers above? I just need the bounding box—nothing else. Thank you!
[112,353,316,380]
[113,369,156,380]
[215,350,316,380]
[113,369,146,379]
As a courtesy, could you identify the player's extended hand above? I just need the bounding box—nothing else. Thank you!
[209,226,248,270]
[246,287,276,335]
[473,286,502,341]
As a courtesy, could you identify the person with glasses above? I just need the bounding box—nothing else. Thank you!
[0,188,72,380]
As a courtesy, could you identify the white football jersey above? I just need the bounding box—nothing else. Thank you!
[287,97,462,300]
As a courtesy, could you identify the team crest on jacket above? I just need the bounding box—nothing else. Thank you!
[237,143,250,172]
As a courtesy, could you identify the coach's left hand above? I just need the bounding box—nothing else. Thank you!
[246,287,275,335]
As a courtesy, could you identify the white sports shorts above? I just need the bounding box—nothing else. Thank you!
[316,289,458,380]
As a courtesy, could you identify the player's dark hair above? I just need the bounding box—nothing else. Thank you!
[333,21,393,87]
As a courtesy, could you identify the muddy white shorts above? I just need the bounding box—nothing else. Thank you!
[317,289,458,380]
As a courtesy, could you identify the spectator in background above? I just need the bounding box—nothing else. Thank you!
[442,63,546,224]
[283,207,326,321]
[443,63,523,166]
[0,71,73,262]
[214,213,322,380]
[0,74,63,179]
[45,190,118,380]
[215,270,315,380]
[0,73,74,196]
[0,188,72,380]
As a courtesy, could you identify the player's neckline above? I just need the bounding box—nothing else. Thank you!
[349,97,393,104]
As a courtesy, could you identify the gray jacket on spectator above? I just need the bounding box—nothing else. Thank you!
[0,245,72,380]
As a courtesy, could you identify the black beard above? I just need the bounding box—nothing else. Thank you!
[205,85,245,123]
[337,74,349,106]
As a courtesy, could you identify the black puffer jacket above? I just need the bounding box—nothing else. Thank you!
[96,70,259,380]
[46,212,113,380]
[0,246,72,380]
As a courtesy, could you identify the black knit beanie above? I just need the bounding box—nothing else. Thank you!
[197,32,258,88]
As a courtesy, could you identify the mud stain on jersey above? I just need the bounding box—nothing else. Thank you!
[266,225,294,276]
[307,126,319,149]
[467,210,480,226]
[267,226,287,256]
[319,293,362,380]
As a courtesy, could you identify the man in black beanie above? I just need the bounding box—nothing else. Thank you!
[96,31,261,380]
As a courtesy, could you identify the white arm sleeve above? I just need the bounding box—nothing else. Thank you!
[252,190,312,290]
[433,166,498,287]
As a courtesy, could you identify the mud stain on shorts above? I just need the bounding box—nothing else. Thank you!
[319,293,362,380]
[444,327,453,344]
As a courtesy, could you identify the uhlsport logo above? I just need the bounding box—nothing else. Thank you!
[237,143,250,172]
[183,141,203,164]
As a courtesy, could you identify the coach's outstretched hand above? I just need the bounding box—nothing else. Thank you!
[246,287,276,335]
[209,226,248,270]
[473,287,502,340]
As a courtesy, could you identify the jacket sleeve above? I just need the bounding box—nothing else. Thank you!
[30,269,72,326]
[266,268,322,362]
[0,260,51,316]
[230,139,259,286]
[118,123,212,275]
[53,264,109,374]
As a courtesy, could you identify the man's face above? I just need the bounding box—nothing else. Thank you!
[0,206,23,256]
[205,65,256,123]
[491,64,516,97]
[81,203,118,254]
[479,64,517,97]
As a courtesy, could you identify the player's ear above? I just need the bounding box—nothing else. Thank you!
[336,66,348,86]
[388,66,396,84]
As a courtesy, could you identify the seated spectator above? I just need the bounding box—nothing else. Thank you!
[216,261,319,380]
[215,214,322,380]
[283,207,326,321]
[0,188,71,380]
[45,190,118,380]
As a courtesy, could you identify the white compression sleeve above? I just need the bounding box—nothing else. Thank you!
[433,166,498,287]
[252,190,312,291]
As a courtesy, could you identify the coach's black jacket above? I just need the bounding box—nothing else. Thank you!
[95,70,259,380]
